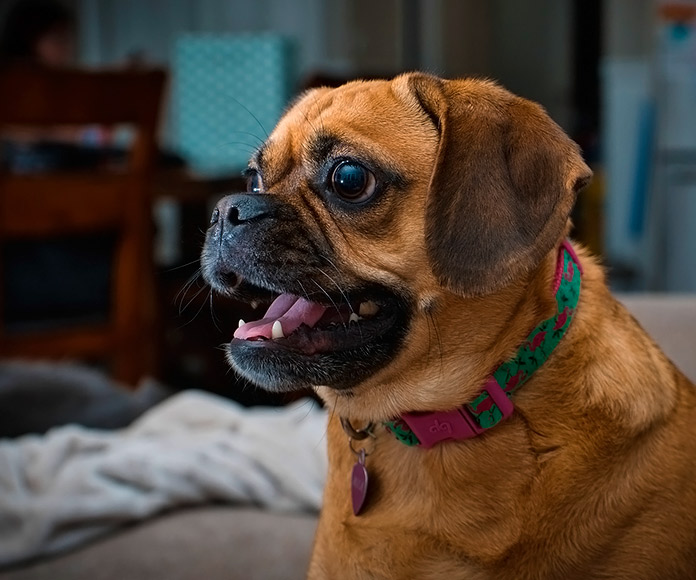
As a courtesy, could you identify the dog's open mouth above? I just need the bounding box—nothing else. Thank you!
[234,292,397,354]
[224,281,411,391]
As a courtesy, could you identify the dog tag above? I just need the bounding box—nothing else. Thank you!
[351,448,369,516]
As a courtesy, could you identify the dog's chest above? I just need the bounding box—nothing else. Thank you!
[310,415,537,578]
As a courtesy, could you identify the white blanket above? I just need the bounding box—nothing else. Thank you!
[0,390,328,567]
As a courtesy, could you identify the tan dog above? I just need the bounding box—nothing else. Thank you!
[201,73,696,579]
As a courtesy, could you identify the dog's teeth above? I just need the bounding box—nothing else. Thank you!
[271,320,284,339]
[358,301,379,317]
[349,313,360,323]
[238,319,245,328]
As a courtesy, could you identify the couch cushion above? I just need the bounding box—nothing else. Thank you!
[617,294,696,381]
[0,507,317,580]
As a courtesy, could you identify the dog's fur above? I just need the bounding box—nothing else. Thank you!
[202,73,696,579]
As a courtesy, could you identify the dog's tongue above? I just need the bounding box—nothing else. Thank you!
[234,294,327,340]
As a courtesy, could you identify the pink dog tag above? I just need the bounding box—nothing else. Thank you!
[351,448,369,516]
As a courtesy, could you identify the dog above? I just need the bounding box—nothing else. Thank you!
[201,73,696,579]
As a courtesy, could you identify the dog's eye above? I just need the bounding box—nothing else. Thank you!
[246,171,264,194]
[331,161,376,203]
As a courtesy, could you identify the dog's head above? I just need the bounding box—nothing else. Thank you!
[201,73,591,417]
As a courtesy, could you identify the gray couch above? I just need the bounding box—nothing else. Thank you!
[1,294,694,580]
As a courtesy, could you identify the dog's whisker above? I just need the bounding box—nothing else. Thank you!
[318,254,347,285]
[317,262,365,340]
[176,267,201,293]
[209,290,223,333]
[224,139,260,150]
[176,277,203,315]
[298,101,320,139]
[317,268,365,340]
[311,279,346,330]
[316,258,353,306]
[296,398,319,432]
[209,134,262,161]
[224,93,270,139]
[226,130,265,146]
[317,267,353,313]
[219,142,260,157]
[322,395,340,447]
[297,280,312,304]
[164,258,202,273]
[220,138,262,150]
[175,269,203,313]
[177,284,209,323]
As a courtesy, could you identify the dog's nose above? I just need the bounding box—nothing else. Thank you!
[211,194,272,229]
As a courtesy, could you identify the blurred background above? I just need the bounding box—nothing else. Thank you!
[0,0,694,405]
[1,1,695,577]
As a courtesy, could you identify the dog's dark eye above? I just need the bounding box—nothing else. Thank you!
[331,161,376,203]
[246,171,264,194]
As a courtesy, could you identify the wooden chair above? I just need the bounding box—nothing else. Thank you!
[0,64,166,385]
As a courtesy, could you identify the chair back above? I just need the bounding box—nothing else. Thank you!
[0,64,166,384]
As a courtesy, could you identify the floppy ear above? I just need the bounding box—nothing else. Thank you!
[406,73,592,296]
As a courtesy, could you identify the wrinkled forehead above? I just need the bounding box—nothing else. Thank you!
[277,80,398,137]
[251,79,437,178]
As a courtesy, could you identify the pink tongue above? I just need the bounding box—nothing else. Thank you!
[234,294,328,340]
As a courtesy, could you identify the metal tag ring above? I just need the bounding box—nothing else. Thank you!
[349,437,374,459]
[340,417,374,441]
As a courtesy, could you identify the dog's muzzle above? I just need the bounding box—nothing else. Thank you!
[200,193,412,392]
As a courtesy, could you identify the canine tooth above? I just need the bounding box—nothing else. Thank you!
[271,320,284,339]
[349,313,360,323]
[238,319,245,328]
[359,301,379,317]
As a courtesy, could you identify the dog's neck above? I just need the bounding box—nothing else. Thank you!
[382,240,582,447]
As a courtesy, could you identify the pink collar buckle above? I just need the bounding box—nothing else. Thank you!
[400,377,514,448]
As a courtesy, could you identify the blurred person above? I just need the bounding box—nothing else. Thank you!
[0,0,76,65]
[0,0,83,169]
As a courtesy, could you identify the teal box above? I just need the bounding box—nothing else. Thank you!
[172,34,296,177]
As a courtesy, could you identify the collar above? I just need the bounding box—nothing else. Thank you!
[384,239,583,448]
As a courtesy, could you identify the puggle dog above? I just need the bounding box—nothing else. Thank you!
[202,73,696,579]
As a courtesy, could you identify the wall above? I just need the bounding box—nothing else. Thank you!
[74,0,574,126]
[77,0,329,77]
[604,0,655,58]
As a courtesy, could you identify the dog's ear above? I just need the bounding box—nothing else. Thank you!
[405,73,592,296]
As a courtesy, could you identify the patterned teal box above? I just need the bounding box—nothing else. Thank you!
[172,34,296,176]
